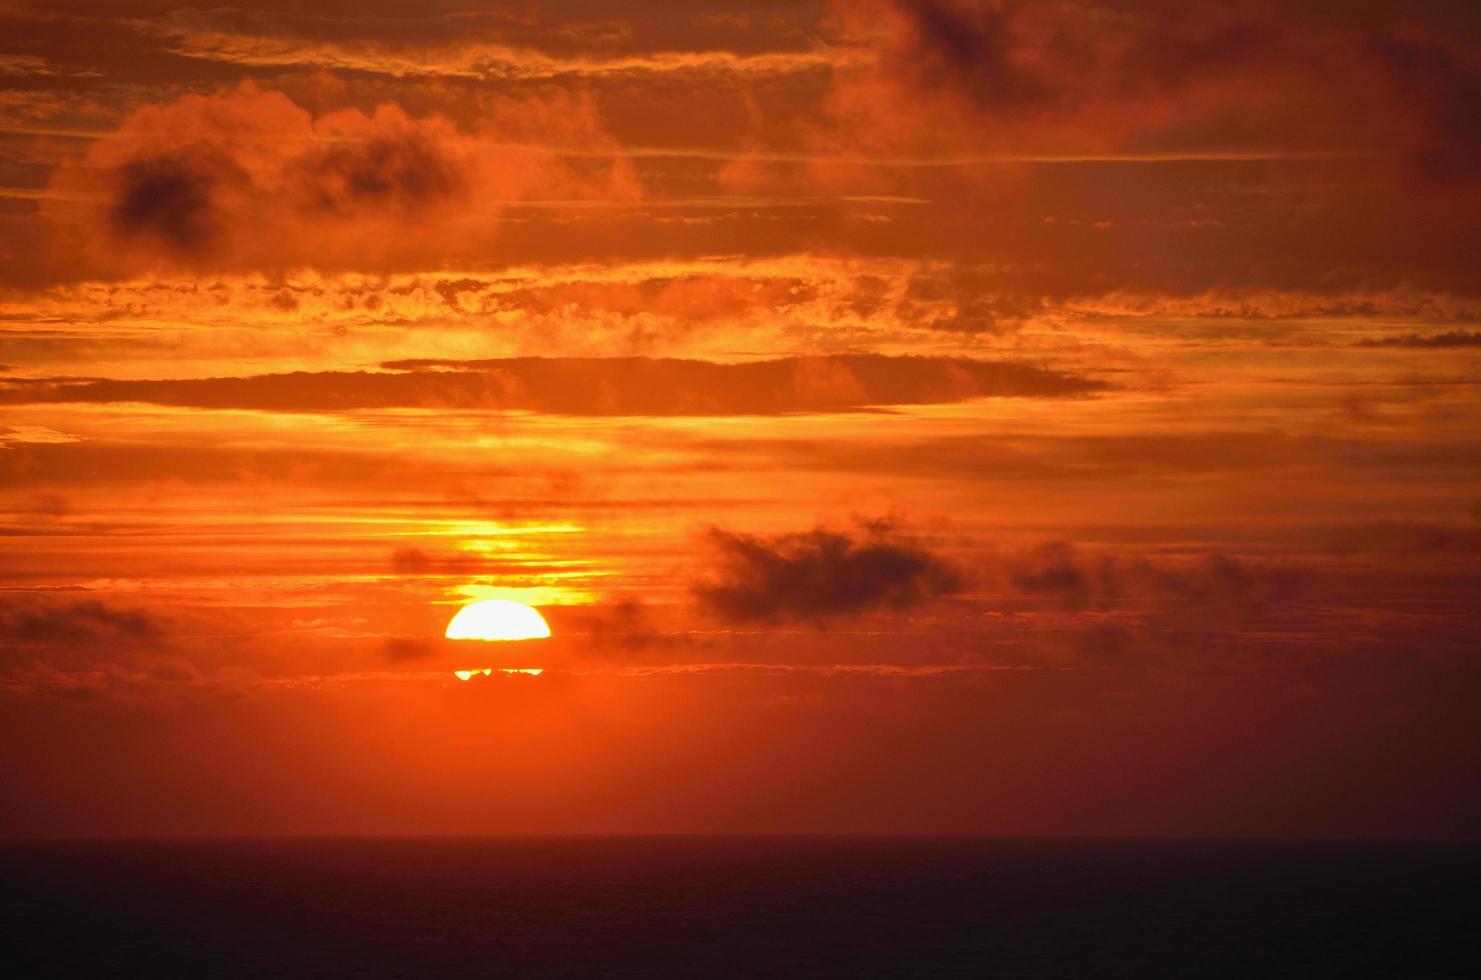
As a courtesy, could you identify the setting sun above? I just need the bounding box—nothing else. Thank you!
[444,599,552,642]
[4,2,1481,948]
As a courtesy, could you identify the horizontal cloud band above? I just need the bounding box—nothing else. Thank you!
[0,355,1106,415]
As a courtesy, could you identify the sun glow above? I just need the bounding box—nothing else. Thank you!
[445,599,552,641]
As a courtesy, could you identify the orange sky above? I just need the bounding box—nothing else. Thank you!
[2,0,1480,838]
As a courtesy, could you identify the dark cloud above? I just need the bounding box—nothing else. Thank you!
[382,636,437,662]
[91,109,468,260]
[0,598,161,648]
[1355,330,1481,348]
[547,596,683,655]
[897,0,1057,114]
[91,127,467,258]
[389,548,434,575]
[32,85,638,281]
[389,547,485,575]
[693,520,962,623]
[290,132,466,215]
[1004,543,1304,613]
[1324,522,1481,554]
[107,153,231,251]
[1149,554,1304,608]
[0,355,1107,416]
[1368,35,1481,181]
[1008,541,1108,609]
[897,266,1043,334]
[845,0,1481,195]
[18,493,71,519]
[875,0,1296,121]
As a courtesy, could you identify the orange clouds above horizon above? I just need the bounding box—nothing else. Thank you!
[2,0,1480,840]
[36,83,640,280]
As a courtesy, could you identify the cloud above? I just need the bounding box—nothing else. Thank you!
[1008,541,1104,609]
[18,493,70,519]
[0,596,243,699]
[693,520,962,623]
[0,425,81,447]
[547,596,684,655]
[1002,543,1306,615]
[1,355,1107,415]
[1323,523,1481,555]
[156,34,849,82]
[107,153,228,250]
[382,637,438,663]
[793,0,1481,199]
[1068,291,1481,324]
[814,0,1335,160]
[39,84,639,280]
[1367,35,1481,181]
[0,598,162,648]
[887,0,1060,115]
[1148,554,1305,608]
[389,547,485,576]
[1355,330,1481,349]
[106,3,851,81]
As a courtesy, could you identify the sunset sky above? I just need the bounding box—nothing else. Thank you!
[2,0,1479,838]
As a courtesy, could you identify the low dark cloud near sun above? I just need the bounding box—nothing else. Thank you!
[693,520,962,623]
[1003,541,1308,614]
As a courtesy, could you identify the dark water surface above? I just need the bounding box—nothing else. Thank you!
[1,837,1476,978]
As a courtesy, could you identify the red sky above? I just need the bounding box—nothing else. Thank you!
[1,0,1479,838]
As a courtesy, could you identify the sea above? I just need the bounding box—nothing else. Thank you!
[1,837,1476,978]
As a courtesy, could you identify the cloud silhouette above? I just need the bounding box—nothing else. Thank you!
[1355,330,1481,349]
[1003,543,1306,614]
[693,521,962,623]
[1,355,1106,416]
[0,599,162,648]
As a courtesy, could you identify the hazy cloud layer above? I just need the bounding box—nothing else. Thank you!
[0,355,1106,415]
[0,598,161,648]
[1355,330,1481,349]
[1005,542,1306,614]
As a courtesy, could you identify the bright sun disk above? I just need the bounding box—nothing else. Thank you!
[445,599,552,641]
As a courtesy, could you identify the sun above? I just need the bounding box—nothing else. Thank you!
[445,599,551,641]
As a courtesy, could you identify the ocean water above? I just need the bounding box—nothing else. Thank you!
[1,837,1475,979]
